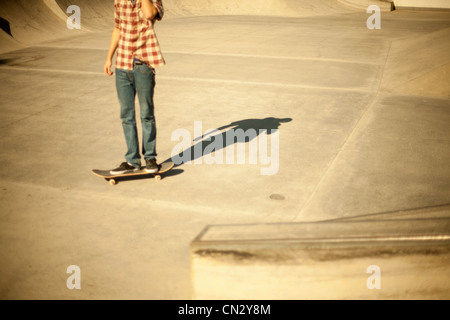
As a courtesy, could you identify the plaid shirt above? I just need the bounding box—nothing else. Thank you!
[114,0,165,70]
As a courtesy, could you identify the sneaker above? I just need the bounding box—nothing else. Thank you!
[110,162,140,175]
[145,159,160,173]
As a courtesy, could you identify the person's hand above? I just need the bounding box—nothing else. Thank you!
[104,59,113,76]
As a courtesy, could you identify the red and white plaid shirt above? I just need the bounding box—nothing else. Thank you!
[114,0,165,70]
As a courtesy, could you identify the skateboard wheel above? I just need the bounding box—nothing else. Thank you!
[109,179,117,186]
[154,175,161,181]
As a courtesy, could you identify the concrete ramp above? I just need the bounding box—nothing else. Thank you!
[0,0,72,46]
[0,0,115,51]
[0,0,394,51]
[0,0,361,50]
[163,0,357,18]
[381,27,450,99]
[0,29,23,54]
[55,0,361,23]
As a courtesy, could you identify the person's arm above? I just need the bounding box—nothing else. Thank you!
[141,0,159,20]
[104,27,120,76]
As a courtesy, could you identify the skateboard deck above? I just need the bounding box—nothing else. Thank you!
[92,161,174,185]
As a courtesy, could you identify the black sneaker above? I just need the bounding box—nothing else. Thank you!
[110,162,140,175]
[145,159,160,173]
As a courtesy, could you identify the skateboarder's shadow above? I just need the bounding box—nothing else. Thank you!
[169,117,292,166]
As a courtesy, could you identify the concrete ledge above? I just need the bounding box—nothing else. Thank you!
[395,6,450,12]
[338,0,394,11]
[394,0,450,10]
[191,219,450,299]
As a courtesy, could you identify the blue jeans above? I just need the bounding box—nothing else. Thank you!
[115,61,157,167]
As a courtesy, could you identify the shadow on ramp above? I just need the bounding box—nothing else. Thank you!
[0,17,12,37]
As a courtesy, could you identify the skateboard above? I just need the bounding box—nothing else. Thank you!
[92,161,174,186]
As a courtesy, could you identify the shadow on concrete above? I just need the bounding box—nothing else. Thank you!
[0,59,13,65]
[0,17,12,37]
[170,117,292,167]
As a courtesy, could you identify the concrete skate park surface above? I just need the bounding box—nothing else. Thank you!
[0,0,449,299]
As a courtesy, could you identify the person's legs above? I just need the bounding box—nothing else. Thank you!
[134,62,158,162]
[115,68,141,168]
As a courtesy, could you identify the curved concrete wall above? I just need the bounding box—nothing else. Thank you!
[0,0,70,46]
[0,0,359,50]
[0,0,448,51]
[161,0,356,18]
